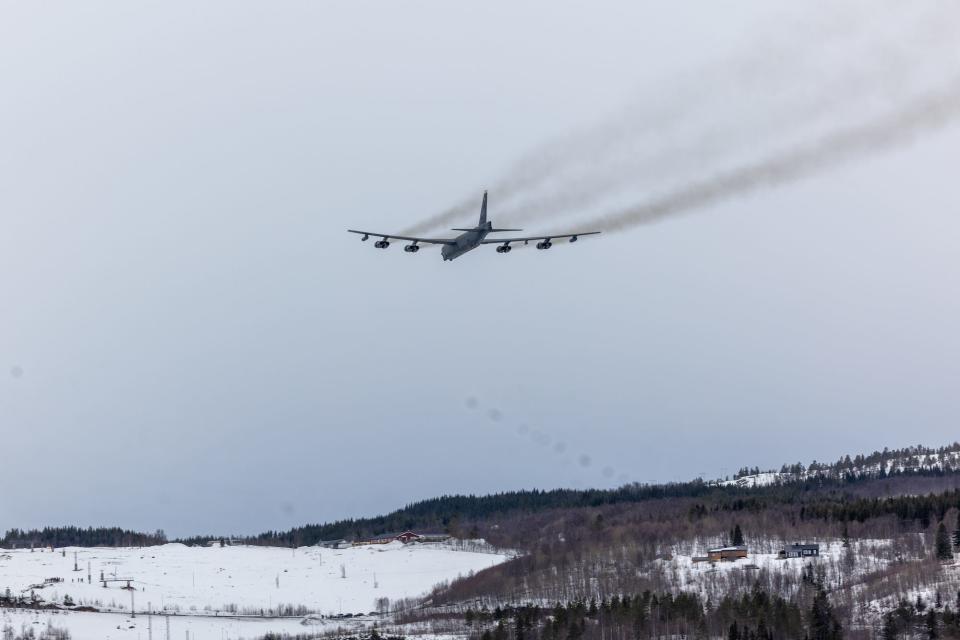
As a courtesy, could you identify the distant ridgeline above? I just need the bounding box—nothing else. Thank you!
[175,486,709,548]
[172,443,960,548]
[729,442,960,484]
[1,526,167,548]
[6,443,960,549]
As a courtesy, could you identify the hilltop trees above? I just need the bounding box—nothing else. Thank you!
[187,442,960,548]
[0,527,165,548]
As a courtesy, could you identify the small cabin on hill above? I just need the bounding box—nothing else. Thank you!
[394,531,421,543]
[415,532,452,543]
[708,546,748,562]
[779,543,820,559]
[353,531,417,545]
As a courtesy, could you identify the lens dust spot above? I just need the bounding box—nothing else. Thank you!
[530,430,548,446]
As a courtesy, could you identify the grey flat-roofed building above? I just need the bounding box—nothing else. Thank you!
[318,539,351,549]
[780,543,820,558]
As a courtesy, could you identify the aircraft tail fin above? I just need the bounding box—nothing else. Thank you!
[479,190,488,226]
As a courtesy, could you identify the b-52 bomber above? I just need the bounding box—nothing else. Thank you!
[348,192,600,261]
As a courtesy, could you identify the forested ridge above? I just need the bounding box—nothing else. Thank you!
[0,526,166,548]
[237,442,960,547]
[5,442,960,549]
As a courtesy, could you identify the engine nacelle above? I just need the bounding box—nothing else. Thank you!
[404,244,420,253]
[361,234,370,241]
[496,245,512,254]
[374,240,390,249]
[569,235,578,243]
[536,240,553,250]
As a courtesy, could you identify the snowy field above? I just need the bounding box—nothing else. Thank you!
[0,607,319,640]
[0,541,511,639]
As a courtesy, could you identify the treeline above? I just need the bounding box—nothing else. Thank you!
[186,457,960,548]
[806,442,960,476]
[463,584,841,640]
[0,526,166,548]
[10,443,960,550]
[179,484,724,547]
[798,489,960,526]
[767,443,960,478]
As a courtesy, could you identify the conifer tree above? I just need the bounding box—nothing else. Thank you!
[927,609,939,639]
[882,613,899,640]
[731,524,744,546]
[728,621,740,640]
[936,522,953,562]
[810,589,842,640]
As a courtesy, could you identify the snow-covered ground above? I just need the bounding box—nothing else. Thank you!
[656,539,894,594]
[0,541,511,639]
[718,472,786,488]
[0,607,319,640]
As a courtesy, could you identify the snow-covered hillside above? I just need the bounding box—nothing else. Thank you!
[0,541,512,639]
[719,444,960,488]
[719,472,786,488]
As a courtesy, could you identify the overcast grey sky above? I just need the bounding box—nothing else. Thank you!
[1,1,958,538]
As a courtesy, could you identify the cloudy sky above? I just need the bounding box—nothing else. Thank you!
[1,1,958,538]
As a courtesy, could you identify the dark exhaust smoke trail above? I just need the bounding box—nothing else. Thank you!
[401,1,923,235]
[400,97,697,235]
[579,81,960,234]
[498,5,960,227]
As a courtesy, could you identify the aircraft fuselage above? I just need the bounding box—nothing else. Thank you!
[441,225,490,261]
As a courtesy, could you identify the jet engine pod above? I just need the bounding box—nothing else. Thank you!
[374,240,390,249]
[536,240,553,250]
[404,244,420,253]
[569,235,578,243]
[496,244,512,254]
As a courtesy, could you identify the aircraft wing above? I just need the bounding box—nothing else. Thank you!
[479,231,601,244]
[347,230,456,245]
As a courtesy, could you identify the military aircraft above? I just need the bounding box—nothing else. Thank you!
[348,191,600,261]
